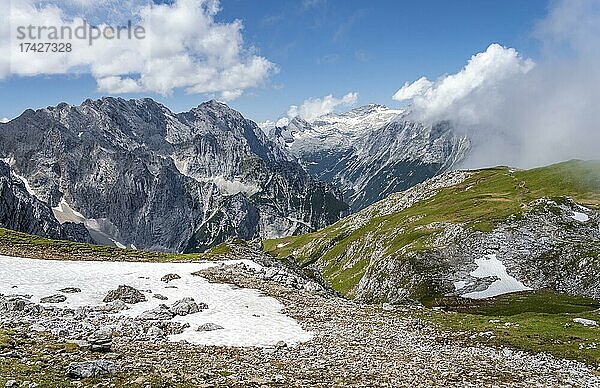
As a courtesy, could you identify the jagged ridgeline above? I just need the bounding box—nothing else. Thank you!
[264,160,600,303]
[269,104,470,211]
[0,98,348,253]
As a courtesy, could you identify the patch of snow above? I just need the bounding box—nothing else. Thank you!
[53,198,86,220]
[171,157,260,196]
[0,158,38,198]
[462,254,532,299]
[204,176,261,196]
[286,217,312,229]
[52,199,129,249]
[573,318,598,327]
[0,255,312,347]
[110,239,127,249]
[453,281,467,291]
[276,242,288,249]
[571,211,590,223]
[12,171,37,197]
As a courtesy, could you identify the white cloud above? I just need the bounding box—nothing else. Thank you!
[0,0,275,100]
[286,92,358,122]
[392,44,535,123]
[392,76,432,101]
[256,92,358,133]
[258,120,275,130]
[275,117,290,127]
[392,0,600,168]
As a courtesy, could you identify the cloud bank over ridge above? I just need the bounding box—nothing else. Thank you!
[393,0,600,168]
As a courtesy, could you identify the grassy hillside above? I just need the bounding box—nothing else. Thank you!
[264,160,600,297]
[419,290,600,367]
[0,227,230,262]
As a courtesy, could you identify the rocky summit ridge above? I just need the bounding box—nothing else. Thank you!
[0,97,347,252]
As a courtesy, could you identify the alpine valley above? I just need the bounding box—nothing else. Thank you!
[1,98,600,386]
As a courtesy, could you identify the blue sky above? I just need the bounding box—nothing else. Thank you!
[0,0,550,123]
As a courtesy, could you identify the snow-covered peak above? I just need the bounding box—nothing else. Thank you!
[312,104,406,134]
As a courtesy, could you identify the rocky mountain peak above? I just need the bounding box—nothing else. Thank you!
[0,97,347,252]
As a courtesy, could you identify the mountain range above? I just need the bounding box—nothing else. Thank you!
[0,98,347,252]
[0,98,473,252]
[269,104,470,211]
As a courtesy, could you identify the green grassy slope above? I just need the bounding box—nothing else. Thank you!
[264,160,600,297]
[0,227,230,262]
[419,290,600,367]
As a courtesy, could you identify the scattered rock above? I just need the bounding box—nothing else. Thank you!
[573,318,598,326]
[197,323,224,331]
[0,296,32,311]
[137,304,174,320]
[94,300,129,313]
[0,350,19,358]
[161,273,181,283]
[66,360,117,378]
[59,287,81,293]
[103,285,146,304]
[276,341,287,348]
[147,326,164,338]
[171,297,204,316]
[40,294,67,303]
[4,380,17,388]
[272,374,286,384]
[88,328,113,352]
[153,293,168,300]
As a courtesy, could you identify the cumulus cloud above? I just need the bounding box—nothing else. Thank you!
[286,92,358,122]
[393,44,535,123]
[392,0,600,168]
[0,0,275,100]
[257,92,358,132]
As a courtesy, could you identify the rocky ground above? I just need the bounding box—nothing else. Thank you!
[2,252,600,387]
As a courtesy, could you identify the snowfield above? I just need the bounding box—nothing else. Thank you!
[462,254,532,299]
[0,255,312,347]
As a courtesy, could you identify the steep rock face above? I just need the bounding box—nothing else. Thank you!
[0,98,347,252]
[265,161,600,302]
[0,160,91,242]
[270,105,470,211]
[357,197,600,303]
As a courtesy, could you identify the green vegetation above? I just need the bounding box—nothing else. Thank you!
[264,160,600,297]
[419,290,600,367]
[0,326,184,387]
[1,327,88,386]
[0,227,231,262]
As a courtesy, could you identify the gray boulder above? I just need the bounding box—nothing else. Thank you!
[137,304,174,320]
[59,287,81,293]
[161,273,181,283]
[40,294,67,303]
[103,285,146,304]
[171,297,207,316]
[0,295,32,311]
[94,300,129,313]
[66,359,117,378]
[197,323,224,331]
[87,328,113,352]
